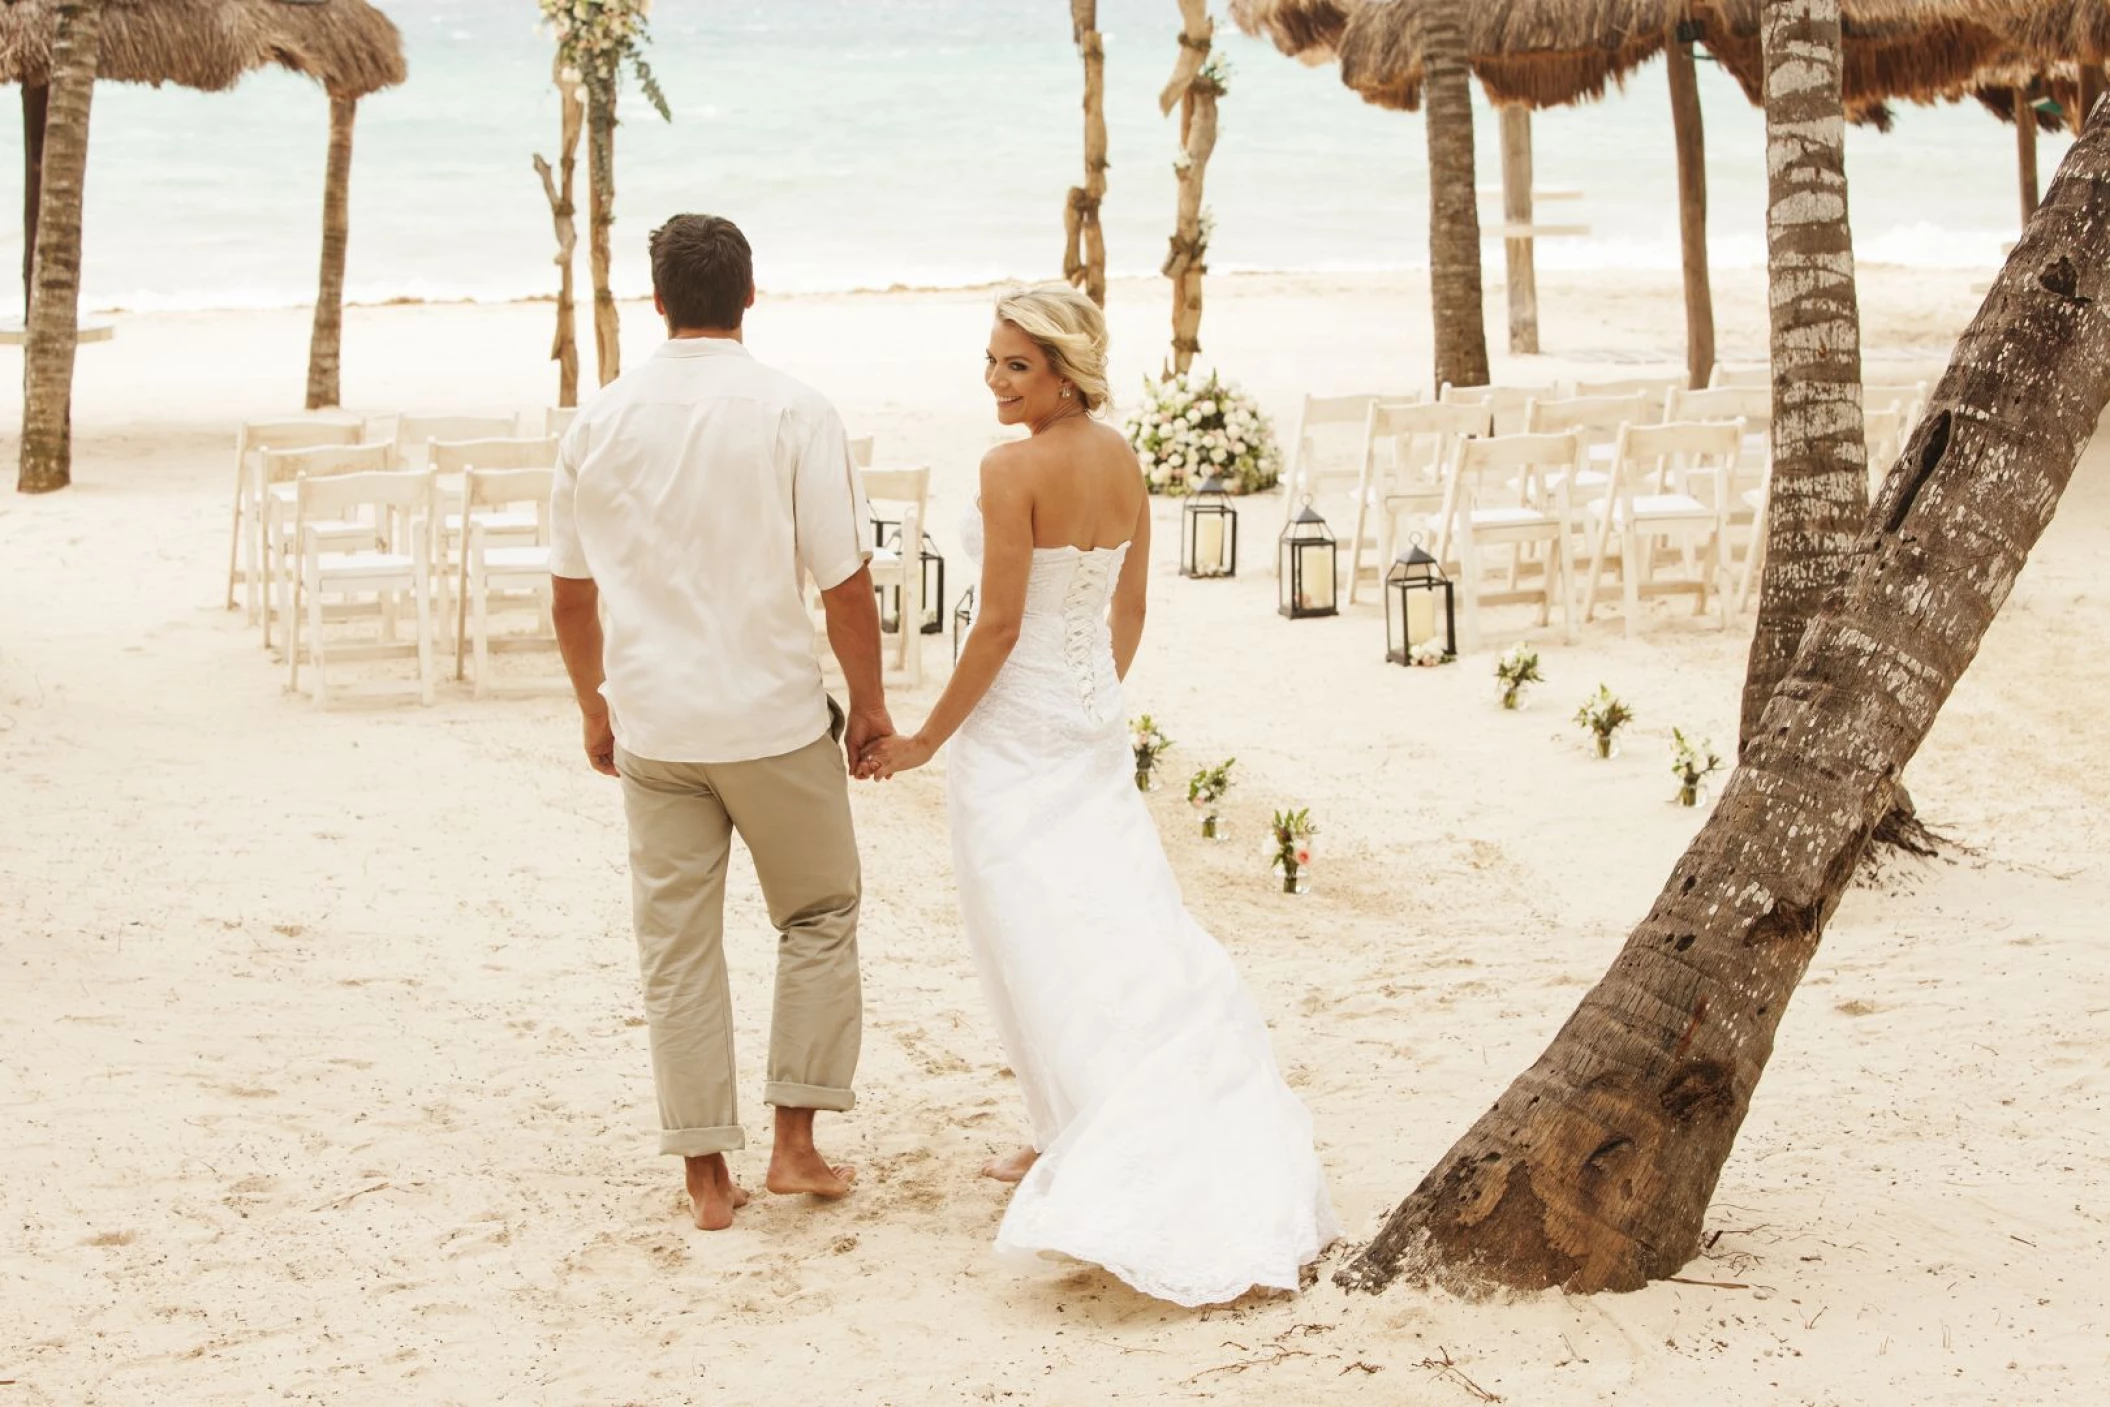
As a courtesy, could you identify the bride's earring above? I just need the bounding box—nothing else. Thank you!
[1061,384,1072,399]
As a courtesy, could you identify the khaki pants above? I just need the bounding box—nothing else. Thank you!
[615,730,862,1157]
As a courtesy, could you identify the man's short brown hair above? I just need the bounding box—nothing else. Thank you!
[649,214,753,331]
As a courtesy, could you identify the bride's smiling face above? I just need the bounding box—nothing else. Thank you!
[985,320,1063,426]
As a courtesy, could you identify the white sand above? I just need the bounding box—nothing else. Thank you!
[3,267,2107,1404]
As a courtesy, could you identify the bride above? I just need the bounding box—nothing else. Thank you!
[860,286,1337,1306]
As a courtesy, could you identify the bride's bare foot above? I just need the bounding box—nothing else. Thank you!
[765,1106,856,1200]
[980,1146,1038,1183]
[683,1153,750,1231]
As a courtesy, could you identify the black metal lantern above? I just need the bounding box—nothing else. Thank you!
[1277,499,1339,619]
[1385,537,1457,665]
[952,585,977,663]
[1179,475,1238,579]
[875,526,947,636]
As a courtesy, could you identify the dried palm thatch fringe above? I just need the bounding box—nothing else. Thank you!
[0,0,404,99]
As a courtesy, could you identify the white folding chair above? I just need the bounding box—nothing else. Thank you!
[1347,400,1489,604]
[257,442,398,650]
[1709,363,1769,388]
[1430,431,1582,651]
[861,466,930,688]
[1437,382,1557,437]
[455,466,561,695]
[390,415,519,469]
[543,406,578,439]
[1863,405,1909,493]
[1522,392,1659,503]
[1281,393,1403,557]
[1568,373,1688,404]
[287,468,439,707]
[848,436,875,469]
[1581,420,1742,636]
[225,418,365,621]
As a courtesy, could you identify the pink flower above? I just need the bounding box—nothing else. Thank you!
[1294,847,1312,867]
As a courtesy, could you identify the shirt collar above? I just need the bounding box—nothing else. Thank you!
[653,336,753,360]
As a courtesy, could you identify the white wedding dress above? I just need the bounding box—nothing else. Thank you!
[946,509,1338,1307]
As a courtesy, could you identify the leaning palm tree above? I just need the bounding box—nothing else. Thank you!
[1335,102,2110,1296]
[17,0,102,496]
[543,0,670,387]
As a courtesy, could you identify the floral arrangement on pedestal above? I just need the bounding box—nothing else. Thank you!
[1187,758,1236,840]
[1266,808,1317,895]
[1131,715,1173,792]
[1123,371,1281,496]
[1574,685,1635,759]
[1494,643,1543,710]
[1670,729,1723,807]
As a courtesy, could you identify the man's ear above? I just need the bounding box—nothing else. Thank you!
[744,283,757,311]
[653,291,667,318]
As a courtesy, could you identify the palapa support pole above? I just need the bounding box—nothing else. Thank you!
[2016,87,2040,225]
[21,84,47,319]
[535,57,585,408]
[305,96,357,410]
[1161,0,1219,376]
[1666,25,1716,390]
[2076,65,2104,137]
[585,57,620,386]
[1498,105,1538,356]
[1063,0,1108,307]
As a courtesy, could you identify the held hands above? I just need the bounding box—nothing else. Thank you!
[858,731,935,781]
[842,702,896,774]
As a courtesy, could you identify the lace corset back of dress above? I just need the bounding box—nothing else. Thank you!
[961,506,1129,728]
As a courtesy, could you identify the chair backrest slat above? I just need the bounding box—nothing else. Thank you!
[260,442,394,485]
[297,467,437,517]
[239,418,363,459]
[1709,364,1769,388]
[1666,386,1771,429]
[1438,383,1556,436]
[1611,419,1744,510]
[463,466,556,511]
[1569,374,1686,403]
[430,436,559,475]
[1524,391,1657,439]
[396,415,519,467]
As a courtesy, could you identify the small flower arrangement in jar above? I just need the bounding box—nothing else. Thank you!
[1494,643,1543,710]
[1131,715,1173,792]
[1670,728,1723,807]
[1266,808,1318,895]
[1574,684,1635,759]
[1187,758,1236,840]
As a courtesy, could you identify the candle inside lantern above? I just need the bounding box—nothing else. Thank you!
[1195,513,1225,576]
[1299,543,1336,611]
[1407,585,1434,647]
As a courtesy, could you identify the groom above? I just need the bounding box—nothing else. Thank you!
[549,213,890,1230]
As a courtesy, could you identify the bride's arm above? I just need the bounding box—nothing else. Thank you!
[1110,489,1151,680]
[861,453,1033,778]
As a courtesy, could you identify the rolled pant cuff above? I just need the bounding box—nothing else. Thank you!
[764,1081,854,1112]
[660,1124,747,1157]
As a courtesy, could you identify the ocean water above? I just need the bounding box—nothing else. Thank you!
[0,0,2072,313]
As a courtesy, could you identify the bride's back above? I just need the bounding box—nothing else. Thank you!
[1013,418,1147,553]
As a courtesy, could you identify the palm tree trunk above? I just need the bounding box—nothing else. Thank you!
[1736,0,1865,753]
[18,0,103,496]
[586,69,620,386]
[536,61,585,407]
[21,84,48,319]
[1062,1,1108,308]
[304,96,356,411]
[1420,4,1489,392]
[1335,106,2110,1296]
[1161,0,1217,376]
[1666,26,1716,389]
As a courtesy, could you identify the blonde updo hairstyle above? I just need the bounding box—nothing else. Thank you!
[994,285,1111,414]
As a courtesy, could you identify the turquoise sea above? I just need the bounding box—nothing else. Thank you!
[0,0,2074,313]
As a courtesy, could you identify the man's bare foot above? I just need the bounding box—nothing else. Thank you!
[684,1153,750,1231]
[764,1147,857,1199]
[766,1106,856,1199]
[980,1146,1038,1183]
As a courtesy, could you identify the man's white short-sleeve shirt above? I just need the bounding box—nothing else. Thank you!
[549,337,871,765]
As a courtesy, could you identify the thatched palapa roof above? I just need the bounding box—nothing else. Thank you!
[1236,0,2046,119]
[0,0,405,100]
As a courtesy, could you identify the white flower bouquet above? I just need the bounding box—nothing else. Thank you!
[1670,728,1723,807]
[1123,371,1281,497]
[1495,643,1543,710]
[1574,685,1635,759]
